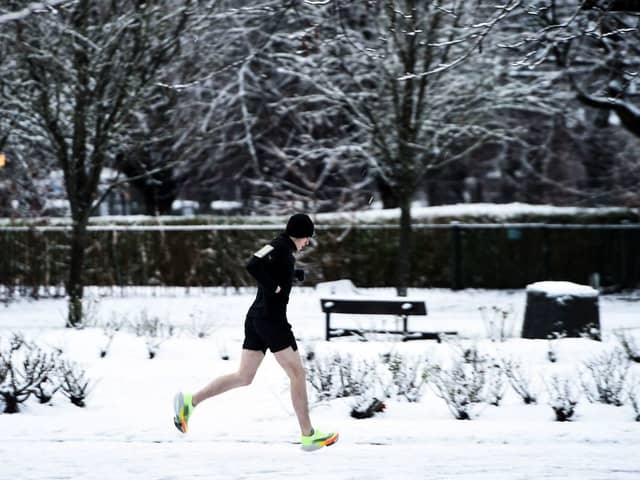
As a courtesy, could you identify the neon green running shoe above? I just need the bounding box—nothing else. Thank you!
[301,428,339,452]
[173,392,194,433]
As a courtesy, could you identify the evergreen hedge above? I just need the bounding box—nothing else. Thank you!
[0,207,639,292]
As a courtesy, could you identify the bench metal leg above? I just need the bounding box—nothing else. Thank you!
[325,311,331,341]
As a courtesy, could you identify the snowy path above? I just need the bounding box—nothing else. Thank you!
[4,436,640,480]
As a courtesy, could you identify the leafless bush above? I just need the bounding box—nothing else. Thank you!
[334,353,376,398]
[306,354,339,401]
[0,334,58,413]
[57,360,91,407]
[450,343,506,405]
[546,340,558,363]
[615,331,640,363]
[0,334,92,412]
[32,346,63,404]
[305,352,376,401]
[185,308,216,339]
[503,358,538,404]
[546,332,565,364]
[629,378,640,422]
[581,348,630,406]
[479,305,515,342]
[99,314,127,358]
[485,362,507,407]
[131,310,175,359]
[0,286,14,306]
[545,374,580,422]
[382,353,430,402]
[32,375,60,404]
[431,360,487,420]
[430,345,494,420]
[217,342,230,361]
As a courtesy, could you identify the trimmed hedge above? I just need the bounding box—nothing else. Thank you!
[1,207,639,292]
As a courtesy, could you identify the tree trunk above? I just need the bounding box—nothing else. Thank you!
[2,395,20,414]
[396,195,412,297]
[376,175,399,208]
[66,218,88,327]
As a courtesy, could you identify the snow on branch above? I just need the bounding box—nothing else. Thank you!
[397,0,522,81]
[0,0,76,25]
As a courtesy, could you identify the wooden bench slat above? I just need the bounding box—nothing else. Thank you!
[321,299,427,316]
[320,297,455,342]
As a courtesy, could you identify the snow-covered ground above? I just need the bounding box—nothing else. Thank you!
[1,286,640,480]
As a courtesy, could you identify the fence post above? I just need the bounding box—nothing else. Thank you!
[542,225,551,280]
[449,223,463,290]
[621,227,633,288]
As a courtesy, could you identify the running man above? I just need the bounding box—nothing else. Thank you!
[173,213,338,451]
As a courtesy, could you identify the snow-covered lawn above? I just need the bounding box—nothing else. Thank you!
[1,286,639,479]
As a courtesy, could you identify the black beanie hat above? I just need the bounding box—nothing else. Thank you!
[286,213,314,238]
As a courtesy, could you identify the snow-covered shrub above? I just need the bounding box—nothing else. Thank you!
[485,362,507,407]
[306,354,339,401]
[0,334,58,413]
[430,345,494,420]
[629,378,640,422]
[546,332,565,364]
[32,354,62,404]
[382,352,430,402]
[32,376,60,404]
[218,342,230,361]
[479,305,515,342]
[581,348,629,406]
[305,352,376,401]
[450,344,506,405]
[333,353,375,398]
[546,374,580,422]
[99,314,127,358]
[547,340,558,363]
[0,286,14,306]
[0,334,92,411]
[185,308,215,339]
[57,360,91,407]
[131,310,175,359]
[503,358,538,404]
[615,331,640,363]
[431,360,486,420]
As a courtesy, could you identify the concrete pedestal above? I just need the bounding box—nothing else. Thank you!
[522,281,600,340]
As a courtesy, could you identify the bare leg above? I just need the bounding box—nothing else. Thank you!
[192,349,264,407]
[273,347,313,436]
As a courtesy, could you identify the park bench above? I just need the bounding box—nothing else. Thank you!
[319,297,457,342]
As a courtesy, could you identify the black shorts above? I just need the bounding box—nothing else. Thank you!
[242,309,298,354]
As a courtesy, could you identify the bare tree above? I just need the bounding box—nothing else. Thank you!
[158,1,373,214]
[0,1,192,325]
[513,0,640,136]
[504,1,640,205]
[277,0,560,293]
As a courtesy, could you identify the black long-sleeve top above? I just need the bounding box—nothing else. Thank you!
[246,233,296,319]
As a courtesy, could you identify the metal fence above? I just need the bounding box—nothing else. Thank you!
[444,223,639,290]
